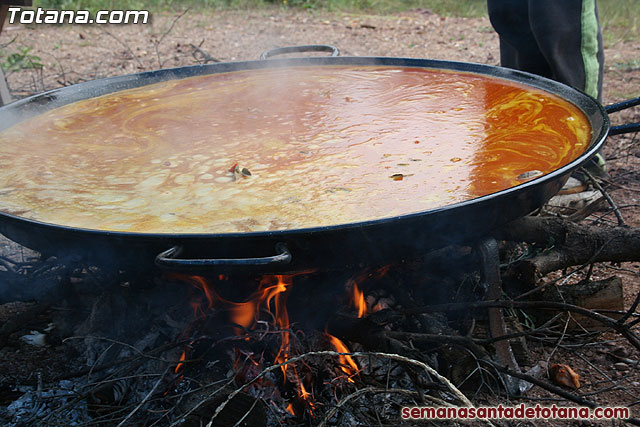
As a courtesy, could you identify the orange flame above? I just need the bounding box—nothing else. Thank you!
[326,333,358,382]
[171,272,319,414]
[253,275,319,414]
[175,350,187,374]
[256,275,293,378]
[352,283,367,318]
[229,300,257,330]
[346,266,390,317]
[286,403,295,416]
[299,379,316,414]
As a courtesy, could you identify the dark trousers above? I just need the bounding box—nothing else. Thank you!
[487,0,604,101]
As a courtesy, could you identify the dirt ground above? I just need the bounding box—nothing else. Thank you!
[1,6,640,424]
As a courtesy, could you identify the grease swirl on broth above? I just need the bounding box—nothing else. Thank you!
[0,66,591,233]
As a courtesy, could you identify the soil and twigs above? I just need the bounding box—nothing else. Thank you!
[1,7,640,426]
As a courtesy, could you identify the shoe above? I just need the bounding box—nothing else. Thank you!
[542,154,607,219]
[558,177,587,195]
[558,153,607,195]
[544,190,603,218]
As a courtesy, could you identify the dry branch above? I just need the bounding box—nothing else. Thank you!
[100,28,145,69]
[317,387,476,427]
[489,363,640,426]
[153,9,190,68]
[116,366,171,427]
[206,350,474,427]
[190,43,221,64]
[580,167,626,226]
[497,216,640,287]
[407,299,640,351]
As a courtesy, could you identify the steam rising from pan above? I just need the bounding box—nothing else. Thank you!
[0,65,590,235]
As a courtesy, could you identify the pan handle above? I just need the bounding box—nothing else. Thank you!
[609,123,640,136]
[604,97,640,114]
[155,243,291,269]
[605,97,640,136]
[260,45,340,60]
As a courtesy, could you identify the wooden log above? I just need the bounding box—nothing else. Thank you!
[496,216,640,288]
[538,276,624,330]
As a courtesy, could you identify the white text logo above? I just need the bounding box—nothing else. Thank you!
[8,7,150,25]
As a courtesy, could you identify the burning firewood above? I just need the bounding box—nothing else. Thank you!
[3,232,640,426]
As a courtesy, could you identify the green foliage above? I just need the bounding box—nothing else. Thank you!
[1,46,43,74]
[598,0,640,44]
[32,0,487,16]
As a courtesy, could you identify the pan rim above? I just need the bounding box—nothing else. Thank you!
[0,56,609,241]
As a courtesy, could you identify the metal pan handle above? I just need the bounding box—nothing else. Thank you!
[605,97,640,136]
[155,243,291,269]
[609,123,640,136]
[604,97,640,114]
[260,45,340,60]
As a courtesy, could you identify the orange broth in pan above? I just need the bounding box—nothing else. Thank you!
[0,66,591,233]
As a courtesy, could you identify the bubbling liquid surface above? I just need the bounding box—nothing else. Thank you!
[0,66,591,233]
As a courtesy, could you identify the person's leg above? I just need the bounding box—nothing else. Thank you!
[528,0,604,101]
[527,0,606,185]
[488,0,607,195]
[487,0,552,77]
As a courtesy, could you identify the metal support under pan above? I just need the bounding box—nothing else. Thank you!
[476,237,524,396]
